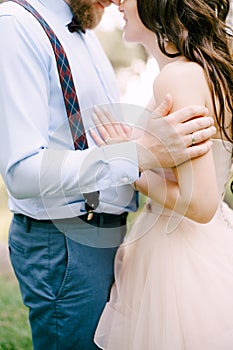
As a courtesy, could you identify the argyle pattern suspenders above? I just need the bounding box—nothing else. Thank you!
[10,0,88,151]
[9,0,99,217]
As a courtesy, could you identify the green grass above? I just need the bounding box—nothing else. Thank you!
[0,276,32,350]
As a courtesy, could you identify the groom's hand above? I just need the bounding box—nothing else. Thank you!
[136,94,216,170]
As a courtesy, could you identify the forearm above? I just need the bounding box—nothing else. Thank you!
[135,170,181,213]
[4,142,139,200]
[136,153,219,223]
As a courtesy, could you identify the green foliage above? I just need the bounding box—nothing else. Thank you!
[0,276,32,350]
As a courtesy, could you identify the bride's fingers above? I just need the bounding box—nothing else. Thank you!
[94,106,131,139]
[92,113,112,141]
[113,120,132,138]
[89,129,105,146]
[122,124,132,138]
[94,106,130,139]
[93,106,118,137]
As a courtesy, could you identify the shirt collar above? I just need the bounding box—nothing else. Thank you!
[36,0,73,27]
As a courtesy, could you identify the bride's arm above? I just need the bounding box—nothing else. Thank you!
[135,62,219,223]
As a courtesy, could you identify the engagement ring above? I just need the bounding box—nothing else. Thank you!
[104,136,111,143]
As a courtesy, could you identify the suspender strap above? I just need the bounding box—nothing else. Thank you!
[8,0,100,216]
[9,0,88,150]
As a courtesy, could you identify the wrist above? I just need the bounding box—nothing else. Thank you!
[136,140,159,171]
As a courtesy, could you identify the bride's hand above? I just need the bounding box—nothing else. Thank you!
[90,106,132,146]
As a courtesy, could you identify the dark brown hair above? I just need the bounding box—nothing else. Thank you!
[137,0,233,143]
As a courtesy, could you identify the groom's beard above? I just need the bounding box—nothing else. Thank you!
[69,0,104,30]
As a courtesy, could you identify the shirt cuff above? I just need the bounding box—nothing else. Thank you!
[100,141,139,187]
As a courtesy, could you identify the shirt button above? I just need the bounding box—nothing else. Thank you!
[121,177,129,184]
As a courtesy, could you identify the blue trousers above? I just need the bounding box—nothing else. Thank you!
[9,214,126,350]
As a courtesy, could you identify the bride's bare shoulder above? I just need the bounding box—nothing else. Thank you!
[157,59,204,84]
[153,59,208,107]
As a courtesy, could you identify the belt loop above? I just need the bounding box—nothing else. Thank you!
[23,215,31,233]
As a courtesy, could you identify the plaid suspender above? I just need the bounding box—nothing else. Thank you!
[8,0,100,217]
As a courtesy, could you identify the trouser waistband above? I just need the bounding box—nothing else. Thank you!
[14,212,128,230]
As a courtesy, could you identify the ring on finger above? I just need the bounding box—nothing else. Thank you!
[104,136,111,143]
[191,133,196,146]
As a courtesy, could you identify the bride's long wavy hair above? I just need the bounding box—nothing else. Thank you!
[137,0,233,143]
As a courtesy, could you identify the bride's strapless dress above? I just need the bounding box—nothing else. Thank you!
[94,139,233,350]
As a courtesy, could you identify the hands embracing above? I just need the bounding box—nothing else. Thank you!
[90,95,216,170]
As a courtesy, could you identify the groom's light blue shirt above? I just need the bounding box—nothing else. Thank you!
[0,0,139,219]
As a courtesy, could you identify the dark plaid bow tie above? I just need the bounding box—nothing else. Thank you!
[68,16,86,34]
